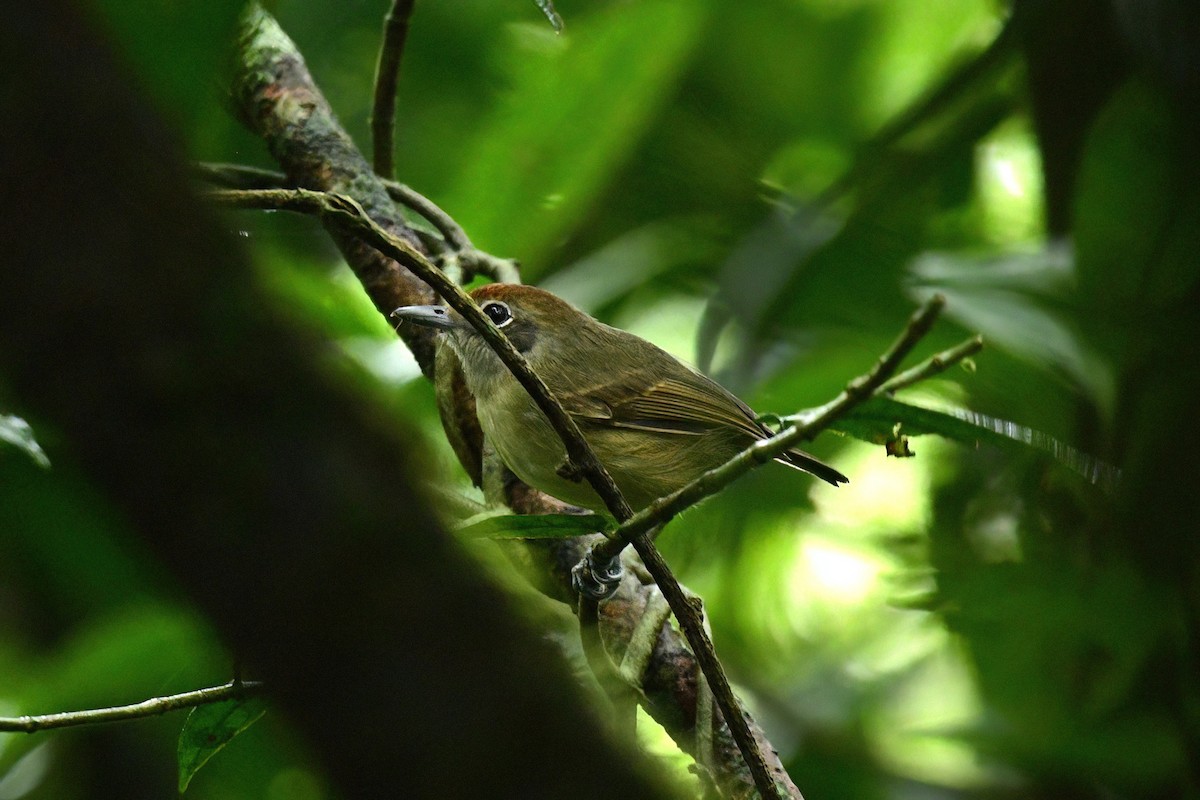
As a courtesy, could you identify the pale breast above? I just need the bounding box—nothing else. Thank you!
[476,385,600,509]
[476,380,745,511]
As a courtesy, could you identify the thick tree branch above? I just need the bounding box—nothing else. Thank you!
[232,3,439,374]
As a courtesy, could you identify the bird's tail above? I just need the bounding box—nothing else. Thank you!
[776,448,848,486]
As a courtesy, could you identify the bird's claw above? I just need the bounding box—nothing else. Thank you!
[571,548,623,600]
[555,458,584,483]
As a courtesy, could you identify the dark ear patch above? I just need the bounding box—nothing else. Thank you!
[505,320,537,352]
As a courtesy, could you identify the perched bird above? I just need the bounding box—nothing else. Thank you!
[392,284,846,511]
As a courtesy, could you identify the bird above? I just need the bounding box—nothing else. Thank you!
[392,284,846,512]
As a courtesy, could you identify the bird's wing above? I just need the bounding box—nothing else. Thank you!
[563,375,766,440]
[561,372,849,486]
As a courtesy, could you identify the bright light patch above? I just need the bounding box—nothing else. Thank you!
[977,118,1046,244]
[990,151,1026,198]
[613,294,708,365]
[799,538,883,604]
[635,706,702,795]
[340,337,423,385]
[868,647,990,787]
[819,439,930,533]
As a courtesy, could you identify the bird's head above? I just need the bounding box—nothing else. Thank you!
[391,284,590,385]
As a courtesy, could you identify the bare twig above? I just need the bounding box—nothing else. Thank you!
[207,185,786,800]
[371,0,416,179]
[876,334,983,394]
[0,680,263,734]
[595,295,948,553]
[383,184,521,284]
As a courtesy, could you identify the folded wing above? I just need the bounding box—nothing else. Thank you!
[561,373,847,486]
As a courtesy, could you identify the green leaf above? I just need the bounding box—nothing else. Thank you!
[177,696,268,792]
[455,512,611,540]
[91,1,244,152]
[834,396,1120,491]
[442,0,707,273]
[0,414,50,468]
[1074,81,1185,307]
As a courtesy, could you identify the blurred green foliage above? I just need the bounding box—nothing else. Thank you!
[4,0,1198,797]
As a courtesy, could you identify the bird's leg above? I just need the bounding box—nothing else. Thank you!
[571,545,624,600]
[555,456,585,483]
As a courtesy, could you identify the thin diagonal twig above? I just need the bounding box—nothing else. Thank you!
[193,162,519,283]
[876,334,983,394]
[206,185,787,800]
[371,0,416,179]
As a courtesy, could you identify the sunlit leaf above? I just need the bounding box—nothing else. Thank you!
[0,414,50,468]
[442,0,707,272]
[833,396,1120,491]
[177,696,268,792]
[532,0,564,32]
[908,246,1114,413]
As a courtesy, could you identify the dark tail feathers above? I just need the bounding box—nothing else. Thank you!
[776,448,848,486]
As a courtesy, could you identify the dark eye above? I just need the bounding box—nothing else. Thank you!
[482,301,512,327]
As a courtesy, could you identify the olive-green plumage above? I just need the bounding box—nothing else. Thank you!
[393,284,846,511]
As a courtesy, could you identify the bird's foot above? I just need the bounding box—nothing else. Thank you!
[555,457,584,483]
[571,547,623,600]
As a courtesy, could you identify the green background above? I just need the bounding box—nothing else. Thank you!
[3,0,1198,797]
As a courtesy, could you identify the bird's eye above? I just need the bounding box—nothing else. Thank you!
[482,301,513,327]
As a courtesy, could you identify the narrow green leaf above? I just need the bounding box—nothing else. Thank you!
[177,697,267,792]
[443,0,707,272]
[456,512,611,540]
[834,396,1120,491]
[908,247,1114,414]
[0,414,50,468]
